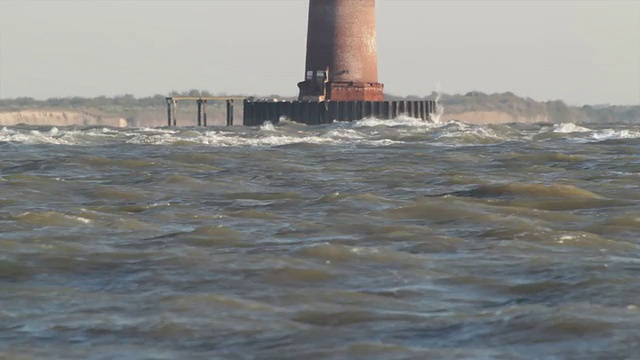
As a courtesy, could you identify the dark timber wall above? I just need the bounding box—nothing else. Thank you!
[243,100,436,126]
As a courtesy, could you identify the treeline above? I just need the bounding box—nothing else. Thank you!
[390,91,639,124]
[0,90,229,112]
[580,105,640,124]
[0,94,166,110]
[1,90,638,123]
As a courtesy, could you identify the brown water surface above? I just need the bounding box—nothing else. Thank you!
[1,119,639,359]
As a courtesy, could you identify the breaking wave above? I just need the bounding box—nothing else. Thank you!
[1,120,638,147]
[549,123,640,142]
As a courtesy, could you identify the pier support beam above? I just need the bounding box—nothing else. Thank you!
[164,96,245,127]
[226,100,235,126]
[203,100,208,127]
[166,98,172,127]
[197,99,203,127]
[172,100,177,126]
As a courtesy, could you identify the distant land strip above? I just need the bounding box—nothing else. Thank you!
[1,91,638,127]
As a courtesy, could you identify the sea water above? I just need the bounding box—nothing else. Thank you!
[1,118,639,359]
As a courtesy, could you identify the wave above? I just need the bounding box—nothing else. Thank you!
[442,183,637,211]
[295,242,425,267]
[15,211,93,227]
[546,123,640,142]
[553,123,592,133]
[591,129,640,141]
[0,126,122,145]
[1,121,638,147]
[351,115,436,128]
[449,183,604,200]
[433,122,507,144]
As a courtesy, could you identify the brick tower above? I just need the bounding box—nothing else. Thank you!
[298,0,384,102]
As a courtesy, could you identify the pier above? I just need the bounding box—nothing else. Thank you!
[164,97,435,127]
[165,96,245,127]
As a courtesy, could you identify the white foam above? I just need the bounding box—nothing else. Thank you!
[0,126,122,145]
[99,127,120,134]
[552,123,591,133]
[5,129,73,145]
[432,121,505,143]
[4,121,633,148]
[259,122,277,132]
[352,115,435,129]
[69,215,92,224]
[323,128,365,140]
[591,129,640,141]
[136,127,179,134]
[545,123,640,143]
[126,133,176,145]
[249,128,395,147]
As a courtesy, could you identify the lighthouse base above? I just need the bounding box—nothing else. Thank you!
[297,79,384,102]
[326,82,384,102]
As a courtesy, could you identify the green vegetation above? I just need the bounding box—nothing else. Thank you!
[1,90,638,124]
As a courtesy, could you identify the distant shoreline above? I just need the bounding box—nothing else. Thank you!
[1,92,638,126]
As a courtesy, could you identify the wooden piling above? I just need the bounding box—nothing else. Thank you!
[226,100,234,126]
[203,100,208,127]
[166,98,172,127]
[390,101,398,119]
[382,101,390,120]
[172,100,177,126]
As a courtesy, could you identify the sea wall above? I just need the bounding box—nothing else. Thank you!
[0,111,128,127]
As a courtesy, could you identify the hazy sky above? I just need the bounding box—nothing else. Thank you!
[1,0,639,105]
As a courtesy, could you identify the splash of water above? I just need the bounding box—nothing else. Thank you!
[430,83,445,124]
[259,121,276,132]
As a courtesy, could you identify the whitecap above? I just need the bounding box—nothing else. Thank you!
[352,115,435,129]
[136,127,179,134]
[323,128,365,140]
[259,122,276,132]
[434,123,505,142]
[552,123,591,133]
[124,127,403,148]
[591,129,640,141]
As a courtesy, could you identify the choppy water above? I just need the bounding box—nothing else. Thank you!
[1,118,640,359]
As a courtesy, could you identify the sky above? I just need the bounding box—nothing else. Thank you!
[0,0,639,106]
